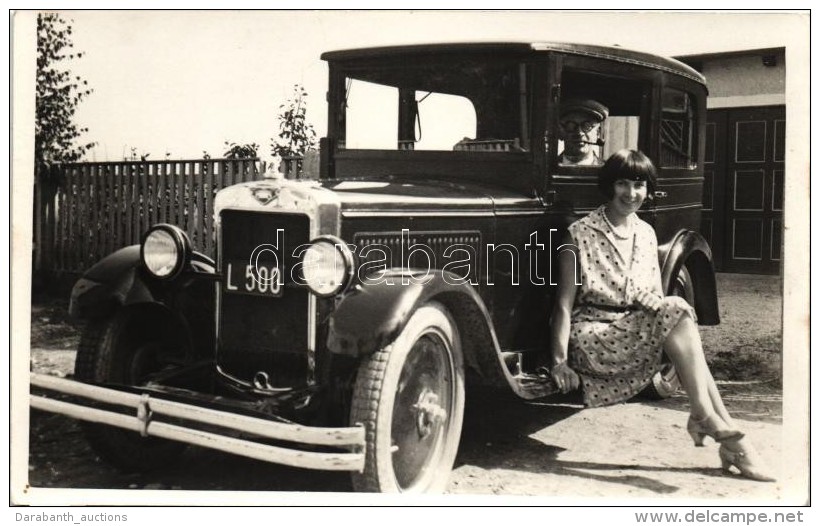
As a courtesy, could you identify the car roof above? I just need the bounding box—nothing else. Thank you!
[321,42,706,85]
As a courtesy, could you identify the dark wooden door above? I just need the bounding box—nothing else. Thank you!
[701,111,728,269]
[705,106,784,274]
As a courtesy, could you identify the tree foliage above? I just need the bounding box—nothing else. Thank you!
[36,13,95,168]
[223,141,259,159]
[270,84,317,159]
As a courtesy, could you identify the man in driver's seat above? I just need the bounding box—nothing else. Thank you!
[558,98,609,166]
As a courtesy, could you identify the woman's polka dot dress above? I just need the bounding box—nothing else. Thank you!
[566,205,696,407]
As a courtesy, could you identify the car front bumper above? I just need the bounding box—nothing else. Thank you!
[29,373,365,472]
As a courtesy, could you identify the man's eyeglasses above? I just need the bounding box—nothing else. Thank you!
[559,120,599,133]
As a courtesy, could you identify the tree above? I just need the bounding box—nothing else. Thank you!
[35,13,95,169]
[222,141,260,177]
[270,84,317,161]
[223,141,259,159]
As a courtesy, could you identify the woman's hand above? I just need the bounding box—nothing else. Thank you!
[633,289,663,313]
[551,362,580,394]
[549,232,581,395]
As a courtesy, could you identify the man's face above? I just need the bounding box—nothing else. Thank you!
[559,111,602,156]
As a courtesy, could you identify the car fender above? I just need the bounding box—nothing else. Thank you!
[69,245,216,319]
[658,230,720,325]
[327,269,513,390]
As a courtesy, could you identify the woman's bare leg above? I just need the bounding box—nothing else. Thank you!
[665,315,773,479]
[670,317,736,425]
[707,370,736,427]
[664,316,712,418]
[664,315,733,429]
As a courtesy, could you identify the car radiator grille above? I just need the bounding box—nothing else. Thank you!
[217,210,311,387]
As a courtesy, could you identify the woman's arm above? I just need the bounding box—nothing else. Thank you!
[549,233,581,393]
[631,225,663,312]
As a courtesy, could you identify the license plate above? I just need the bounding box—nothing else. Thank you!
[224,261,283,297]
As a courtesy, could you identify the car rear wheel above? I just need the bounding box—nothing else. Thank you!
[349,302,465,493]
[74,309,187,472]
[643,266,694,399]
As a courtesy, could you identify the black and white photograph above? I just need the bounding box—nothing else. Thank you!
[10,9,810,508]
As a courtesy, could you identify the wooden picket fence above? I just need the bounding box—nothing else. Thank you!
[34,158,267,275]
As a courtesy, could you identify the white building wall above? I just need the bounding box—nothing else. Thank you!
[700,51,786,109]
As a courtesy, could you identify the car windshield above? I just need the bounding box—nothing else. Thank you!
[340,59,532,152]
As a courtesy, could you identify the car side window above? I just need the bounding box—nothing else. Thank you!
[660,88,697,169]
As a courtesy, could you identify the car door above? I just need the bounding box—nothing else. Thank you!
[651,77,709,247]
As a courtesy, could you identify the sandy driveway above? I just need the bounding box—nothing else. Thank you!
[451,385,785,500]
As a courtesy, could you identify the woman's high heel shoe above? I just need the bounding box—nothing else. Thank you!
[687,414,744,446]
[719,441,776,482]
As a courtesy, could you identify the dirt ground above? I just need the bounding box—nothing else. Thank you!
[21,273,795,502]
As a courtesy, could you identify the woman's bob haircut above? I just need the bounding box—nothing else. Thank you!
[598,149,658,200]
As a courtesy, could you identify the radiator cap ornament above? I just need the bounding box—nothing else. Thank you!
[251,185,279,205]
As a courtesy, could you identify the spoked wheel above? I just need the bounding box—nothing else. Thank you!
[643,265,695,399]
[350,303,465,493]
[74,309,187,472]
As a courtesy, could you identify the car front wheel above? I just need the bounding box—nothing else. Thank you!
[349,302,465,493]
[74,309,187,472]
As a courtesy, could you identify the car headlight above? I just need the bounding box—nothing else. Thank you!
[301,236,354,297]
[141,224,191,279]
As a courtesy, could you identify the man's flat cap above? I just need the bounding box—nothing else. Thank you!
[561,99,609,121]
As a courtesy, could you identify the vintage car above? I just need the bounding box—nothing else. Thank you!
[30,42,719,493]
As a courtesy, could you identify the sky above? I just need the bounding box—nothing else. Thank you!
[21,10,808,162]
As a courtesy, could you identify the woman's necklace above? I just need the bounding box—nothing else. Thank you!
[603,207,634,240]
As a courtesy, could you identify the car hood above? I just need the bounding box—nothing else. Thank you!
[213,175,543,223]
[320,177,538,215]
